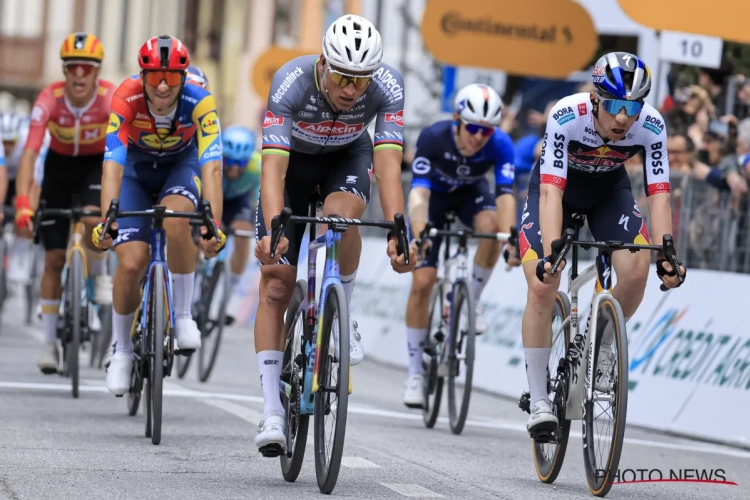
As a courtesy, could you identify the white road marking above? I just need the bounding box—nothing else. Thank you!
[200,398,264,425]
[1,380,749,460]
[380,483,443,497]
[341,456,380,468]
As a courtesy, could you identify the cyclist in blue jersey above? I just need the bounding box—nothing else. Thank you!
[402,83,520,408]
[187,65,209,90]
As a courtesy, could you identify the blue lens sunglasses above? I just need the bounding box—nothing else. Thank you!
[601,98,643,117]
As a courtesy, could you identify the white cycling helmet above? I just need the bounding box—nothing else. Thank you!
[0,112,27,142]
[322,14,383,73]
[454,83,504,127]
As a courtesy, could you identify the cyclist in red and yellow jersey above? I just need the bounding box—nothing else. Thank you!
[15,32,115,374]
[92,36,225,396]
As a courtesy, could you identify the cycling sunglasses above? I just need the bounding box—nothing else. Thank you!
[462,121,495,137]
[600,98,643,117]
[223,157,249,168]
[326,64,373,90]
[64,62,99,76]
[142,70,185,87]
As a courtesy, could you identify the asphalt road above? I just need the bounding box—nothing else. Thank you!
[0,293,748,500]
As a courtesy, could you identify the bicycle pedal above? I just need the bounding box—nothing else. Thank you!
[175,349,195,356]
[259,443,283,458]
[224,315,235,326]
[530,430,556,444]
[115,394,123,398]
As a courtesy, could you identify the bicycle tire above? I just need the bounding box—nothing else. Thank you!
[314,283,349,494]
[176,345,192,378]
[149,265,167,445]
[97,306,113,369]
[25,247,41,326]
[533,291,572,484]
[69,251,84,399]
[447,281,475,435]
[423,281,445,428]
[198,260,228,383]
[280,279,310,482]
[583,297,628,497]
[127,359,142,416]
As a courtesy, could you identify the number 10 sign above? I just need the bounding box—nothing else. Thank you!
[660,31,723,69]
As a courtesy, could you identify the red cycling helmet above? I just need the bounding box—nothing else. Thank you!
[138,35,190,71]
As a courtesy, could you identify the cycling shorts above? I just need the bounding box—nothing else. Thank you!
[255,133,373,267]
[39,150,103,250]
[417,179,496,269]
[114,148,202,247]
[222,193,252,228]
[519,165,649,264]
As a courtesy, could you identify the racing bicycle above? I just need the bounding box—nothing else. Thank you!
[99,199,220,445]
[518,212,684,497]
[417,212,518,434]
[270,201,410,494]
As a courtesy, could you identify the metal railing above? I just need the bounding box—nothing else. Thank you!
[362,170,746,273]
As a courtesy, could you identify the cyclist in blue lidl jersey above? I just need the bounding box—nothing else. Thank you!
[402,83,520,408]
[221,124,260,293]
[187,65,210,90]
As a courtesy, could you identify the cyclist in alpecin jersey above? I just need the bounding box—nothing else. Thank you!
[253,14,416,454]
[521,52,687,436]
[93,36,225,397]
[14,32,115,375]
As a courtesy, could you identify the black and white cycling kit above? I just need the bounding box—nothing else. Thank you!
[256,55,405,266]
[519,92,670,263]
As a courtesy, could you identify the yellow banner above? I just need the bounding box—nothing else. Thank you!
[421,0,598,78]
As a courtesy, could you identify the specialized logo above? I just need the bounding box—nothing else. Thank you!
[384,110,404,127]
[263,111,284,129]
[271,66,304,104]
[200,111,219,135]
[373,67,404,102]
[553,106,575,125]
[296,120,364,136]
[643,115,664,135]
[107,112,123,134]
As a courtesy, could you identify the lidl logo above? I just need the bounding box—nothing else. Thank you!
[107,112,123,134]
[200,111,219,135]
[140,132,183,149]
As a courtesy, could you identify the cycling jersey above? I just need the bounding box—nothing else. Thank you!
[261,55,404,156]
[224,151,261,200]
[105,75,222,166]
[27,80,115,156]
[410,120,515,195]
[539,92,669,195]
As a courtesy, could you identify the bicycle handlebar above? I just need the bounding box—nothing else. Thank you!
[416,223,520,264]
[268,207,411,265]
[32,200,103,245]
[547,228,685,292]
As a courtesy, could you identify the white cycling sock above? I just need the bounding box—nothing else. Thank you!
[341,271,357,310]
[525,347,552,407]
[258,350,285,420]
[41,300,60,344]
[172,273,195,319]
[113,310,135,353]
[407,327,428,375]
[230,271,242,288]
[88,250,108,276]
[470,265,493,302]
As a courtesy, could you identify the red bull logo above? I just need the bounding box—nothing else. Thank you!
[569,145,632,170]
[632,209,650,245]
[519,222,538,263]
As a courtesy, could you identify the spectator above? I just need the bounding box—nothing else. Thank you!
[733,78,750,121]
[698,61,734,116]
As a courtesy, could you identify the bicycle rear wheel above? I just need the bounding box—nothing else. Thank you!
[314,283,349,494]
[423,281,446,428]
[68,251,84,399]
[280,280,309,482]
[198,260,228,383]
[147,265,167,445]
[583,297,628,497]
[532,292,572,484]
[447,281,475,435]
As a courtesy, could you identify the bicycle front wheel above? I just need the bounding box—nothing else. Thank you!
[147,265,167,445]
[533,291,572,484]
[423,281,446,428]
[198,260,228,383]
[280,279,309,482]
[447,281,475,435]
[314,283,349,494]
[583,297,628,497]
[68,250,84,399]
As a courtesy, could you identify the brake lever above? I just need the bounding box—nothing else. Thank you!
[393,213,409,266]
[32,200,47,246]
[199,200,217,241]
[417,222,433,261]
[548,228,574,276]
[660,234,684,292]
[270,207,292,259]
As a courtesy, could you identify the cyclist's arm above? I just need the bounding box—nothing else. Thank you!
[538,114,570,257]
[193,93,224,222]
[101,94,133,213]
[17,90,52,199]
[642,121,672,256]
[408,129,434,238]
[493,132,517,235]
[373,71,406,224]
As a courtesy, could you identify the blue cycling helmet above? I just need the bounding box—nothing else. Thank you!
[592,52,651,101]
[187,65,209,90]
[222,125,256,161]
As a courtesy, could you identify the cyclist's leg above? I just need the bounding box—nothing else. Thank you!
[36,153,73,373]
[224,193,253,292]
[158,162,204,350]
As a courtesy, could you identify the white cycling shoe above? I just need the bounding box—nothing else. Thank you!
[175,317,202,351]
[255,414,286,457]
[403,374,424,409]
[526,400,558,436]
[106,352,133,396]
[37,343,59,375]
[94,275,113,305]
[341,318,364,366]
[475,303,488,334]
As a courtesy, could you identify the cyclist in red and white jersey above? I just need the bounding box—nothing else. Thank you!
[14,32,115,374]
[520,52,686,435]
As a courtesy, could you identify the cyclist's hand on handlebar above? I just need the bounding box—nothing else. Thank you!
[92,221,117,250]
[387,237,417,273]
[255,234,288,265]
[535,255,566,284]
[14,196,33,238]
[199,224,227,257]
[656,259,686,289]
[503,244,521,267]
